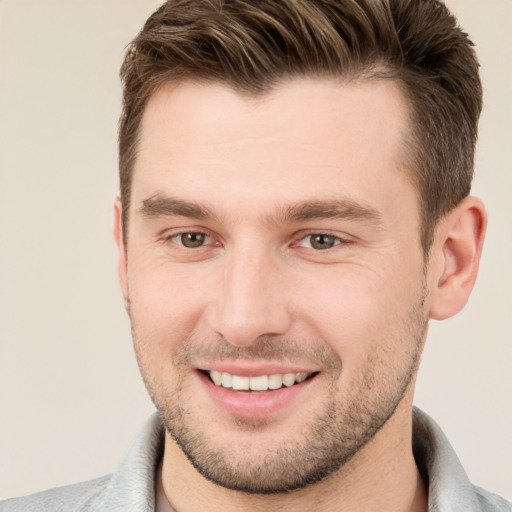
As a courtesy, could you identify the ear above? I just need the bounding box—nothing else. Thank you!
[113,197,129,307]
[429,196,487,320]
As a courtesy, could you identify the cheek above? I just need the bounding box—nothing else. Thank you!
[127,256,217,351]
[295,262,423,370]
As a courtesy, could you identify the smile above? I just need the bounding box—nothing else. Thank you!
[207,370,315,391]
[198,368,320,418]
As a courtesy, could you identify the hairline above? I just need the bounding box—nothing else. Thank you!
[121,70,438,258]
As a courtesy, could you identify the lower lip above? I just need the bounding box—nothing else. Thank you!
[197,371,318,419]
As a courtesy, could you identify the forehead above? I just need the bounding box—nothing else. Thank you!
[132,77,415,222]
[138,77,409,154]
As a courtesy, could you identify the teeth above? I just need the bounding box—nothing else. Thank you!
[249,375,268,391]
[208,370,312,391]
[268,374,283,390]
[282,373,295,387]
[231,375,250,390]
[221,372,232,388]
[295,372,308,383]
[211,370,222,386]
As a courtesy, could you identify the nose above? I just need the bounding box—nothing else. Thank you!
[208,245,292,347]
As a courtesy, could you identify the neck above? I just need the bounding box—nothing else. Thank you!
[159,399,428,512]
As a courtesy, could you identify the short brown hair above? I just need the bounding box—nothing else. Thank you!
[119,0,482,252]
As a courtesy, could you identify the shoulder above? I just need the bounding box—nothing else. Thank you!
[0,474,112,512]
[474,486,512,512]
[412,408,511,512]
[0,414,164,512]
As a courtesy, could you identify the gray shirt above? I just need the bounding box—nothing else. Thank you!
[1,408,510,511]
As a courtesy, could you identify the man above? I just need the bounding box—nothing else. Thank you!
[1,0,510,511]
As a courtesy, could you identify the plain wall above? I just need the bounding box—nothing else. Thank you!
[0,0,510,500]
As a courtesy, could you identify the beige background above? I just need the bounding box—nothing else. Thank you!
[0,0,510,501]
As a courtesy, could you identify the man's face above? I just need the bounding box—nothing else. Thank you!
[120,78,430,493]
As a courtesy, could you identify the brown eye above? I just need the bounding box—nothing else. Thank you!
[308,234,339,250]
[180,232,207,248]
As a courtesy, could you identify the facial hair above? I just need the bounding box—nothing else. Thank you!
[130,287,428,494]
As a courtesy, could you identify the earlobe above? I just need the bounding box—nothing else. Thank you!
[113,198,129,307]
[429,196,487,320]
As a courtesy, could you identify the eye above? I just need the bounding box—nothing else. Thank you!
[171,232,212,248]
[299,233,343,250]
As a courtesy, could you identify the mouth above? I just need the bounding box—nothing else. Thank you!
[197,367,321,418]
[201,369,319,391]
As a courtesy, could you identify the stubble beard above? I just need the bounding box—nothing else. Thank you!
[130,290,428,495]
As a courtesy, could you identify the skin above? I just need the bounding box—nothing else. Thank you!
[114,78,486,512]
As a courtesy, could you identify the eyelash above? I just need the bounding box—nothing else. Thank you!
[296,232,348,250]
[164,230,349,251]
[165,231,215,248]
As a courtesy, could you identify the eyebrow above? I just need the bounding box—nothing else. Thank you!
[139,195,215,220]
[139,194,382,226]
[276,199,383,225]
